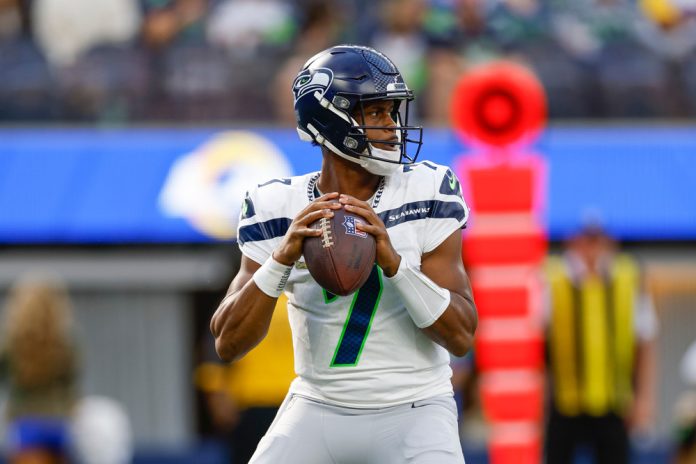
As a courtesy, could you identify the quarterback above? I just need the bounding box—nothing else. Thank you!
[211,44,477,463]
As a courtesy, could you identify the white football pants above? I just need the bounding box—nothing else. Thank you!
[248,393,466,464]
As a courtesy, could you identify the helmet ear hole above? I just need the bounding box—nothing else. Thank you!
[344,137,359,150]
[332,96,351,110]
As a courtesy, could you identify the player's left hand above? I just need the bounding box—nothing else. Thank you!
[339,194,401,277]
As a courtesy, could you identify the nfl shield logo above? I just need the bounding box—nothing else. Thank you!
[342,216,367,238]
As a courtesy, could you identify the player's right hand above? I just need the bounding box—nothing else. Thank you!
[272,192,341,266]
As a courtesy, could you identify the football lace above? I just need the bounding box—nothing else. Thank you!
[320,216,334,248]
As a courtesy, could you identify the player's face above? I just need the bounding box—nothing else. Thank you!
[571,232,613,270]
[353,100,398,151]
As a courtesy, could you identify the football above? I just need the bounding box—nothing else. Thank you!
[302,206,376,296]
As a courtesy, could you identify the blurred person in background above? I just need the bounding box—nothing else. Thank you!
[420,0,491,125]
[548,0,638,62]
[486,0,549,55]
[369,0,429,104]
[673,340,696,464]
[70,396,133,464]
[272,0,348,125]
[0,277,80,464]
[418,44,466,125]
[195,295,294,464]
[673,393,696,464]
[29,0,141,121]
[635,0,696,62]
[0,0,30,41]
[634,0,696,117]
[33,0,140,68]
[206,0,295,57]
[544,222,658,464]
[141,0,208,50]
[0,0,50,121]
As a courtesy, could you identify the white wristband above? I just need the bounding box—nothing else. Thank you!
[387,258,451,328]
[252,256,293,298]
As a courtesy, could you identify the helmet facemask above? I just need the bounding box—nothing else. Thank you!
[340,94,423,175]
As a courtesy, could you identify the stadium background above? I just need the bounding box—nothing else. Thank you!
[1,0,696,463]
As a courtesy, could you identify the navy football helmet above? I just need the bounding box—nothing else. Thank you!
[293,45,423,173]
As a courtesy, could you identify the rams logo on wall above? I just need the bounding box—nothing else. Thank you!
[159,131,292,240]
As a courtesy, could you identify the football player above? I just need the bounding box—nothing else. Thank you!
[211,44,477,463]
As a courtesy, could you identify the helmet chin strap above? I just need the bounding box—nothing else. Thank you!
[362,127,403,175]
[323,141,401,176]
[362,145,401,176]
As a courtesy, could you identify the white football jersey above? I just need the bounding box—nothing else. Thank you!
[238,161,469,408]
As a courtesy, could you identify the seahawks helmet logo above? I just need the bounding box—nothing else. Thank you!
[293,68,333,103]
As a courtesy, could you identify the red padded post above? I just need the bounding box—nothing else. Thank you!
[489,423,541,464]
[467,164,535,213]
[474,319,544,371]
[470,266,542,319]
[479,370,544,422]
[462,216,547,266]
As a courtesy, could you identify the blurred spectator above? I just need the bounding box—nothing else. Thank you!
[544,223,658,464]
[0,0,30,40]
[141,0,208,50]
[634,0,696,116]
[487,0,549,54]
[420,0,494,124]
[0,276,80,464]
[424,0,487,49]
[370,0,429,97]
[421,47,466,124]
[33,0,140,68]
[549,0,638,62]
[673,340,696,464]
[272,0,347,125]
[673,392,696,464]
[683,340,696,386]
[2,0,696,120]
[39,0,144,121]
[636,0,696,61]
[291,0,348,56]
[70,396,133,464]
[194,295,294,463]
[206,0,295,57]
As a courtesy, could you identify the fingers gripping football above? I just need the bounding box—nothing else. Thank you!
[339,194,401,277]
[273,192,341,266]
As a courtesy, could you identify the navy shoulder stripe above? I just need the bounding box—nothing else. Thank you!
[240,194,256,219]
[432,200,467,222]
[238,217,291,245]
[439,169,463,197]
[403,161,437,173]
[379,200,466,228]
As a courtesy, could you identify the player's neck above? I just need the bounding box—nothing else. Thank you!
[318,152,381,201]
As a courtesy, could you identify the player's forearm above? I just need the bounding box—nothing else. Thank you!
[211,282,277,363]
[423,292,477,357]
[387,255,478,355]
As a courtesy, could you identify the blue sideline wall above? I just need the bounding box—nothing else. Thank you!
[0,126,694,244]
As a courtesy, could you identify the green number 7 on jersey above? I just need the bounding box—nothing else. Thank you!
[325,265,383,367]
